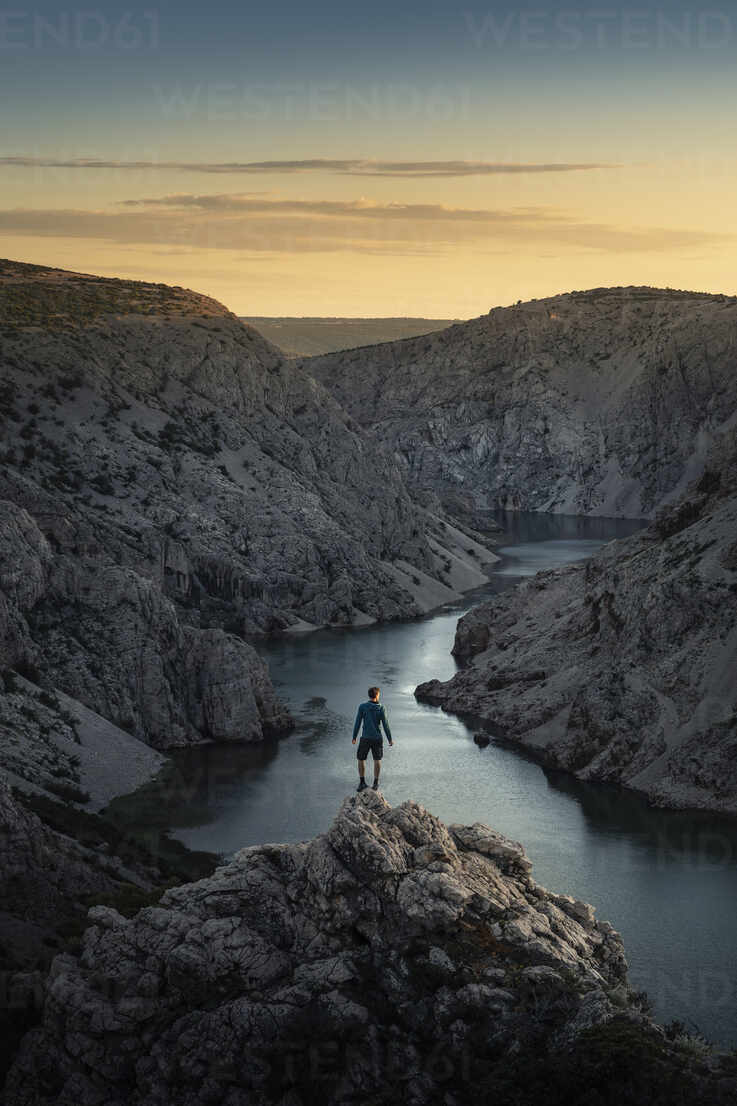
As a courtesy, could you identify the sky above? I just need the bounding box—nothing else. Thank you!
[0,0,735,315]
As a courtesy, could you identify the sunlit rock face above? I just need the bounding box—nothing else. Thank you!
[5,792,645,1106]
[307,286,737,521]
[417,425,737,815]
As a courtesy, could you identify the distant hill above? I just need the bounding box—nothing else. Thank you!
[238,316,460,357]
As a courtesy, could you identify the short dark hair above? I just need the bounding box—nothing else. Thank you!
[368,686,380,700]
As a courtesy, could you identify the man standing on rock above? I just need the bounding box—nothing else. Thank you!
[352,686,393,791]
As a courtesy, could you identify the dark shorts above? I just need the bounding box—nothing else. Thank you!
[357,737,383,761]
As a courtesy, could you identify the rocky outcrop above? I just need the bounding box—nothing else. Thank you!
[29,560,290,748]
[0,497,290,750]
[416,427,737,814]
[3,791,691,1106]
[307,286,737,520]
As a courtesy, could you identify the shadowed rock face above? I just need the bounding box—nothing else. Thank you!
[0,777,167,1085]
[417,426,737,814]
[4,792,642,1106]
[0,780,133,961]
[307,286,737,520]
[0,498,290,749]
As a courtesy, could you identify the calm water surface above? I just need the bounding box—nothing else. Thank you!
[109,513,737,1045]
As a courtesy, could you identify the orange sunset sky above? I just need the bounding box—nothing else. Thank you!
[1,1,735,316]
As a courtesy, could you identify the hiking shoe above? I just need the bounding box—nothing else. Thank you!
[372,780,380,791]
[357,779,368,792]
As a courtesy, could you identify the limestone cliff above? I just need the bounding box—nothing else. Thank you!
[0,259,494,752]
[416,426,737,814]
[9,792,731,1106]
[307,285,737,520]
[0,497,290,750]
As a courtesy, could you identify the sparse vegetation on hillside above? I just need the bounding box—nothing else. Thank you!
[0,258,231,328]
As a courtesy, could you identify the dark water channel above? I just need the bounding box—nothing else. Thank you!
[108,513,737,1046]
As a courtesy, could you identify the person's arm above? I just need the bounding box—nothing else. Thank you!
[380,706,393,744]
[352,704,364,742]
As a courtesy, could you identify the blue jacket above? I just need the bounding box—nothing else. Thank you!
[353,700,392,741]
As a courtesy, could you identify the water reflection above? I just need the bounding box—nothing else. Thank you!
[495,539,604,575]
[491,509,647,576]
[106,741,281,832]
[491,509,646,544]
[545,767,737,870]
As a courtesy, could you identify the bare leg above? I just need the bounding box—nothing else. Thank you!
[358,759,366,780]
[374,760,381,783]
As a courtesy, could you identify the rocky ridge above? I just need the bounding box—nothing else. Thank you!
[8,792,733,1106]
[416,425,737,813]
[307,285,737,520]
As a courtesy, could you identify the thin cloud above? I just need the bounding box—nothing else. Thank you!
[0,202,726,255]
[118,193,571,222]
[0,156,620,177]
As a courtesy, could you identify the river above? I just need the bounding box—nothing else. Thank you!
[107,512,737,1046]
